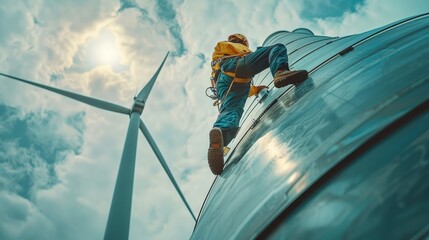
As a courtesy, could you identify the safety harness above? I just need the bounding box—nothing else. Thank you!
[206,41,252,110]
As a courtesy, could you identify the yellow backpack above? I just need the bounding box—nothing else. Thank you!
[207,39,264,107]
[210,41,252,87]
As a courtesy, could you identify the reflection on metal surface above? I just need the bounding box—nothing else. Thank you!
[259,132,297,176]
[262,103,429,240]
[192,13,429,240]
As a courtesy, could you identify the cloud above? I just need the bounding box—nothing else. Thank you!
[118,0,138,12]
[300,0,365,20]
[0,104,84,200]
[1,0,428,239]
[154,0,187,56]
[0,191,53,240]
[309,0,429,36]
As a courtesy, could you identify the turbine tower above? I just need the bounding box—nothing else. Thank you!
[0,52,196,240]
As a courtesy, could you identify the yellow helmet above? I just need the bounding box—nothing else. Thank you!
[228,33,249,47]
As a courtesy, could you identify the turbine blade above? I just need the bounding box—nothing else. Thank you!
[104,112,140,240]
[139,119,197,222]
[135,52,169,103]
[0,72,130,115]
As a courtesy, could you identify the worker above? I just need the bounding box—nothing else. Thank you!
[207,33,308,175]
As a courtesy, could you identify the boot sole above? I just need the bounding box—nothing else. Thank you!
[208,128,224,175]
[274,70,308,88]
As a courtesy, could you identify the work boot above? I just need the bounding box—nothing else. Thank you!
[208,127,224,175]
[274,69,308,88]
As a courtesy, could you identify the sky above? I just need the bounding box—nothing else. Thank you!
[0,0,428,239]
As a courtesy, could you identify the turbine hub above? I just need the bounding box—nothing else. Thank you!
[131,100,145,114]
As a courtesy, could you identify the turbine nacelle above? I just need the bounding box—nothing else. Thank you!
[131,97,145,114]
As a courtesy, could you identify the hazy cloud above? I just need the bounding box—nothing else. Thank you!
[0,105,84,200]
[301,0,365,19]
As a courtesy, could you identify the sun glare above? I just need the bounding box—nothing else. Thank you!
[86,28,122,68]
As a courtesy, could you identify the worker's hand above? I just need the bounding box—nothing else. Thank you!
[248,85,268,97]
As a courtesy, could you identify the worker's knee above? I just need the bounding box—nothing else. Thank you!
[268,43,288,59]
[271,43,286,51]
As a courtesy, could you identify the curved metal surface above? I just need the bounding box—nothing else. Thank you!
[292,28,314,35]
[260,100,429,239]
[191,13,429,239]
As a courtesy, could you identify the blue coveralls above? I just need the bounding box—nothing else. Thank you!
[213,43,289,145]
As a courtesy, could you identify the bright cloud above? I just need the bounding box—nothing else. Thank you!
[0,0,428,239]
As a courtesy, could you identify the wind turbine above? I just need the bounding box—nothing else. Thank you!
[0,52,196,239]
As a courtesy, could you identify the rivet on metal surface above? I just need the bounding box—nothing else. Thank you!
[339,46,354,56]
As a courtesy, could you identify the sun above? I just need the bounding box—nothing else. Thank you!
[86,28,122,68]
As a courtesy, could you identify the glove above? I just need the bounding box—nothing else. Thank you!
[248,85,268,97]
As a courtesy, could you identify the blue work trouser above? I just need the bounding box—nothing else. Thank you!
[236,43,289,78]
[213,44,289,145]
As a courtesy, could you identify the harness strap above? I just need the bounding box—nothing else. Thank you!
[213,75,236,111]
[212,51,253,112]
[222,71,251,83]
[214,57,252,112]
